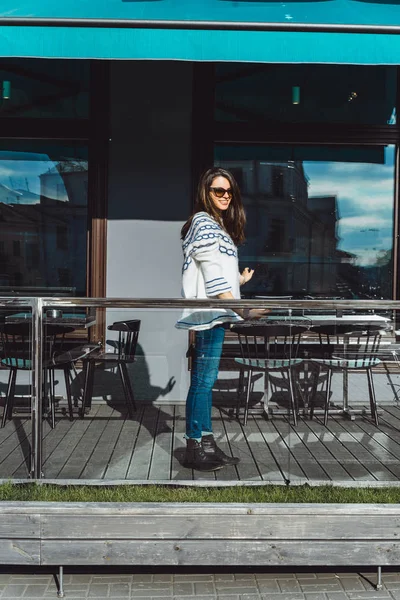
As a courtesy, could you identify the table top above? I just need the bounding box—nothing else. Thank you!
[4,312,96,329]
[262,313,391,328]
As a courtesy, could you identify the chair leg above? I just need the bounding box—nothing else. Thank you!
[309,365,320,420]
[63,366,74,421]
[2,369,16,427]
[81,360,94,418]
[287,368,298,426]
[366,368,379,427]
[324,369,333,426]
[118,363,136,418]
[48,369,56,429]
[263,371,270,417]
[243,369,252,426]
[236,368,244,419]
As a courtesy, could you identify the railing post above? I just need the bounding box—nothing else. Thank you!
[30,297,43,479]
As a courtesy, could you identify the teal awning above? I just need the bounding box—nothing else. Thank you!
[0,1,400,64]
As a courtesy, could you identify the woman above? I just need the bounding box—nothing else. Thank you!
[177,167,265,471]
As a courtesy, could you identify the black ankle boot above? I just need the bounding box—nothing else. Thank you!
[201,434,240,466]
[184,438,224,471]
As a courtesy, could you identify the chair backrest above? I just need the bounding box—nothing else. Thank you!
[0,323,73,368]
[107,319,141,360]
[314,325,382,366]
[231,324,308,362]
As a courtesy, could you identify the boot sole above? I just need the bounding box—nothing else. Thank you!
[183,462,225,472]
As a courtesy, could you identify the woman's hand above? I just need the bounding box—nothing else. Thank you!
[240,267,255,286]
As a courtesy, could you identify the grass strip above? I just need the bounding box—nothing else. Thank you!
[0,482,400,503]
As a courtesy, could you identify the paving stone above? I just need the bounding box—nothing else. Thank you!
[87,583,110,597]
[109,582,131,597]
[339,577,368,592]
[131,582,172,592]
[174,575,214,582]
[93,576,132,583]
[217,588,259,596]
[325,593,349,600]
[300,579,343,592]
[260,594,306,600]
[346,592,392,599]
[194,581,217,595]
[153,574,173,583]
[304,594,327,600]
[22,584,50,597]
[258,573,296,580]
[238,595,261,600]
[69,575,93,584]
[278,579,303,593]
[234,574,257,581]
[218,580,257,589]
[257,580,281,594]
[295,574,317,580]
[131,574,153,583]
[2,584,28,597]
[215,575,235,582]
[0,575,12,584]
[173,582,194,595]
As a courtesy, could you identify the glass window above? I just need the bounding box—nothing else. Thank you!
[215,64,397,126]
[0,141,88,295]
[215,145,395,299]
[0,59,89,119]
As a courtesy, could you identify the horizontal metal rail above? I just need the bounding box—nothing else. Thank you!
[32,297,400,311]
[0,18,399,36]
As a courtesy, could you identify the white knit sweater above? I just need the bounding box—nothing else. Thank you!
[176,212,243,331]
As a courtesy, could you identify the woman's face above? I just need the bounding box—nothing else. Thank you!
[209,176,232,212]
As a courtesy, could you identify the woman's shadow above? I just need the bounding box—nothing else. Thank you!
[71,341,176,430]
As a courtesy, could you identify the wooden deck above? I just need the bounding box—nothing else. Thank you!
[2,370,400,484]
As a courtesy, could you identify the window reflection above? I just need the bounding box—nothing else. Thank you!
[216,145,395,299]
[216,64,397,126]
[0,143,88,295]
[0,59,89,119]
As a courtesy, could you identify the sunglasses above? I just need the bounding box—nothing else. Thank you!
[209,186,233,199]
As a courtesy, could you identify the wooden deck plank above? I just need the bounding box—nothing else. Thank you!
[316,417,397,482]
[125,405,159,480]
[333,418,400,481]
[234,413,284,482]
[170,404,192,481]
[282,419,336,482]
[56,405,110,479]
[148,405,174,481]
[298,419,353,481]
[256,417,305,481]
[305,418,371,480]
[223,412,262,481]
[0,418,33,477]
[43,405,102,478]
[80,409,126,480]
[103,407,144,480]
[214,407,240,481]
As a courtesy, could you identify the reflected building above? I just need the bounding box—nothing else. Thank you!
[220,159,341,296]
[0,161,87,293]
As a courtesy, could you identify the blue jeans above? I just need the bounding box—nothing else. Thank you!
[186,325,226,440]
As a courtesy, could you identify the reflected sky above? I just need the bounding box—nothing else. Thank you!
[305,145,394,266]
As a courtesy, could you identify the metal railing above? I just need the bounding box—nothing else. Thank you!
[0,295,399,479]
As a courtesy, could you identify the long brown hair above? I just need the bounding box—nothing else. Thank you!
[181,167,246,245]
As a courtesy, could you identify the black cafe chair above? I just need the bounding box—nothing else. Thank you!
[80,319,141,418]
[0,322,86,428]
[309,325,382,426]
[231,323,308,426]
